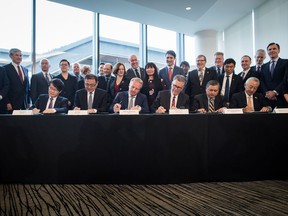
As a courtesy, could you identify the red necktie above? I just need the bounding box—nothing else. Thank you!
[17,65,24,83]
[171,96,176,108]
[168,68,172,81]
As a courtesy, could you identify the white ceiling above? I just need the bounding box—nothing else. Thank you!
[49,0,268,36]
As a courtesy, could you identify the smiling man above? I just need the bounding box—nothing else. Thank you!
[151,75,189,113]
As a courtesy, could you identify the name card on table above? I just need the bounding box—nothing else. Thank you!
[119,110,139,115]
[273,108,288,113]
[12,110,33,115]
[222,108,243,114]
[169,109,189,115]
[68,110,89,115]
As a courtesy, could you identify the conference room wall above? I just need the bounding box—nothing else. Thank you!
[223,0,288,74]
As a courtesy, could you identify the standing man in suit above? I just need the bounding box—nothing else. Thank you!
[126,54,145,80]
[239,55,261,93]
[251,49,266,73]
[185,54,218,107]
[30,78,69,114]
[151,75,189,113]
[261,42,288,108]
[0,66,9,114]
[191,80,226,113]
[158,50,185,90]
[30,58,53,104]
[73,62,84,89]
[209,51,225,77]
[219,58,243,106]
[4,48,30,113]
[111,77,149,113]
[230,77,271,113]
[74,74,107,113]
[180,60,190,78]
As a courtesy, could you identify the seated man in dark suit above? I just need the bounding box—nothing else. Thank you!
[191,80,226,113]
[74,73,107,113]
[151,75,189,113]
[230,77,272,113]
[30,78,69,114]
[110,77,149,113]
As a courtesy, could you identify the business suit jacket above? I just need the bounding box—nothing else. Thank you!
[239,69,262,93]
[107,75,130,100]
[251,65,263,73]
[126,67,145,79]
[209,65,224,77]
[219,73,243,103]
[4,63,29,110]
[31,94,69,113]
[110,91,149,113]
[229,91,268,111]
[185,67,218,104]
[30,72,53,104]
[158,66,185,89]
[260,58,288,107]
[55,73,78,108]
[191,93,226,112]
[74,88,107,113]
[150,90,190,113]
[0,66,9,113]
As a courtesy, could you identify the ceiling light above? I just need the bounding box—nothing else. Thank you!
[186,7,191,11]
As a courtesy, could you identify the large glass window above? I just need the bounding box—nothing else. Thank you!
[147,25,176,69]
[0,0,32,66]
[99,15,139,68]
[36,0,93,75]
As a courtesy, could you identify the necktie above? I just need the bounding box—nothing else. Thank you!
[199,70,203,85]
[241,72,245,80]
[48,97,53,108]
[128,96,135,109]
[135,68,140,78]
[208,98,214,112]
[45,73,50,84]
[270,61,275,77]
[168,67,173,81]
[17,65,24,83]
[88,92,93,109]
[217,67,221,76]
[247,95,253,110]
[224,75,230,101]
[257,66,261,72]
[171,96,176,108]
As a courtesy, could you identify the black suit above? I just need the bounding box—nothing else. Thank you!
[74,88,107,113]
[185,67,218,106]
[150,90,190,113]
[191,93,226,112]
[229,91,268,111]
[30,94,69,114]
[261,58,288,108]
[30,72,53,104]
[110,91,149,113]
[0,66,9,114]
[219,73,243,104]
[239,69,262,93]
[126,67,145,80]
[4,63,29,112]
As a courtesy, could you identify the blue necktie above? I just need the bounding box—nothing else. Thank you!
[270,61,275,77]
[224,75,230,101]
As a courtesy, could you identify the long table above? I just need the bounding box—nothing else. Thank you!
[0,113,287,184]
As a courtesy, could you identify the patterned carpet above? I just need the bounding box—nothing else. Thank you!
[1,180,288,216]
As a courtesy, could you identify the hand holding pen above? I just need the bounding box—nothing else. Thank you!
[113,101,122,113]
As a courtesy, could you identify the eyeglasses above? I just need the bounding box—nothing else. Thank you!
[172,84,183,90]
[85,83,96,87]
[60,63,69,66]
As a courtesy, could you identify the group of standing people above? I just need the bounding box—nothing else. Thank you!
[0,42,287,115]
